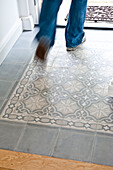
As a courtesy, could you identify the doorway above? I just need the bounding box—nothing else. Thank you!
[38,0,113,28]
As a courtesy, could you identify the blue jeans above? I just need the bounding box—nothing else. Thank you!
[37,0,87,48]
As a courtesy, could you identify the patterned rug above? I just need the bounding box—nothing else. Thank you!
[1,39,113,134]
[86,5,113,22]
[87,0,113,22]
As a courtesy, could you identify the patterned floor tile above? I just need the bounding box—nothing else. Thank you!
[1,30,113,135]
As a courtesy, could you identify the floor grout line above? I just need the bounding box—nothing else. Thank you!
[14,122,28,151]
[49,127,61,157]
[90,108,103,162]
[90,131,97,163]
[90,120,99,163]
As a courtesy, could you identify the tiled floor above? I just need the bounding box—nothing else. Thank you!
[0,27,113,167]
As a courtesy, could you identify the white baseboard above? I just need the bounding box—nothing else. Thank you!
[0,18,23,65]
[22,15,34,30]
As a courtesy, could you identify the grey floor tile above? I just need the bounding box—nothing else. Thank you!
[3,49,33,65]
[0,80,15,98]
[15,125,59,156]
[52,128,95,162]
[16,65,29,81]
[0,121,26,150]
[92,134,113,166]
[0,99,5,108]
[21,27,39,39]
[12,27,39,50]
[0,64,23,81]
[12,37,34,49]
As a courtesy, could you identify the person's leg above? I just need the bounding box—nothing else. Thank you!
[36,0,63,47]
[65,0,87,49]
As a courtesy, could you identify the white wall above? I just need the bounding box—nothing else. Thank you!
[0,0,22,64]
[0,0,19,41]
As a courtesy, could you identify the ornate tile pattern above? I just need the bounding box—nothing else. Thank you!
[1,41,113,134]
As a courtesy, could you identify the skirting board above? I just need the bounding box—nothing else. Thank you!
[0,18,23,65]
